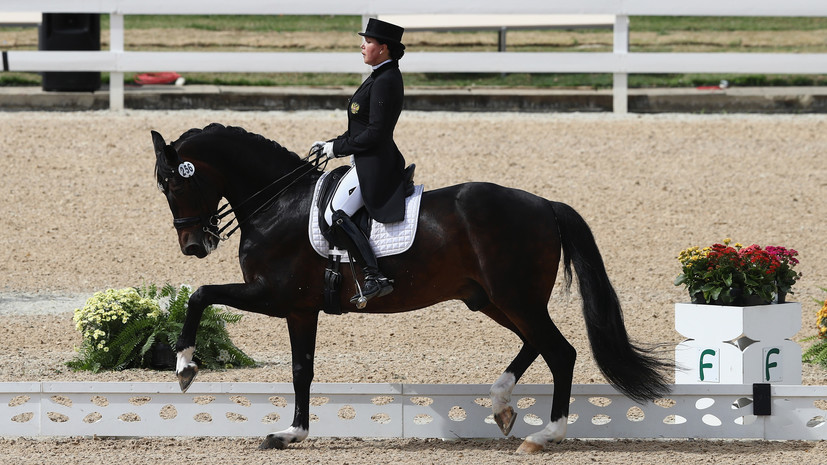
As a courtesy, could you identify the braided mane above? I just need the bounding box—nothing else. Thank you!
[174,123,301,162]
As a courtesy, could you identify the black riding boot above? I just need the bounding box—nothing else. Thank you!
[330,210,394,306]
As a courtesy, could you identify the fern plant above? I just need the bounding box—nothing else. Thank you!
[801,288,827,368]
[68,284,255,372]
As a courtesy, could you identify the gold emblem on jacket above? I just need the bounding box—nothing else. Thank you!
[350,102,360,114]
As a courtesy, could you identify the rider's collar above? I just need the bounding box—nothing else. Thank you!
[371,59,393,71]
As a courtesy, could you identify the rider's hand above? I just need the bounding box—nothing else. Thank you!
[310,141,326,155]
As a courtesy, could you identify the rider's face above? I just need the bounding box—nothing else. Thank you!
[361,37,387,66]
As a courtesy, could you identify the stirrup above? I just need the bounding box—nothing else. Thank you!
[349,276,394,308]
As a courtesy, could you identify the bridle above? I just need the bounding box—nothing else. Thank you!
[168,148,328,242]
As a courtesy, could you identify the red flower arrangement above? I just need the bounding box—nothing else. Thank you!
[676,239,801,305]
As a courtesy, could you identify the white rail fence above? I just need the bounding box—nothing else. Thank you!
[2,382,827,440]
[2,1,826,113]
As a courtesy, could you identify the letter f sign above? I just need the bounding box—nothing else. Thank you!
[765,347,780,382]
[699,349,717,382]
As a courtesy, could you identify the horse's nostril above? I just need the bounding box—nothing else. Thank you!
[184,244,205,257]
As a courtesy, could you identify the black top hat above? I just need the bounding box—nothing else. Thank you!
[359,18,404,45]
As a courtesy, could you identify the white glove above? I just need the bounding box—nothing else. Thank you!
[321,141,335,160]
[310,140,326,155]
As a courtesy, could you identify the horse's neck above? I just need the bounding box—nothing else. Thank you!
[225,161,318,225]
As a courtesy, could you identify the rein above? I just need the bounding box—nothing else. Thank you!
[176,148,328,242]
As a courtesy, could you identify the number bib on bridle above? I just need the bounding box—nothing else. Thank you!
[308,170,424,260]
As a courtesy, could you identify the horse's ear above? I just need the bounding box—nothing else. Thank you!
[151,130,167,160]
[152,130,181,166]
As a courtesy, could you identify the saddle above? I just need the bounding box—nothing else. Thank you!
[316,165,417,244]
[316,165,371,248]
[311,164,420,315]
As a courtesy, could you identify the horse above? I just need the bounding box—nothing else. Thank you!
[151,123,669,453]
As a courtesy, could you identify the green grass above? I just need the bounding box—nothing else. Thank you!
[631,16,827,32]
[6,15,826,89]
[103,14,359,32]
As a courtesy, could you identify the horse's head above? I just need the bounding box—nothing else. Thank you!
[152,130,221,258]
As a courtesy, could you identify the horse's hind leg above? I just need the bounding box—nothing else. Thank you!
[491,343,538,435]
[509,311,576,453]
[481,306,539,436]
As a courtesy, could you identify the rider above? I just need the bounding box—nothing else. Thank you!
[313,18,408,306]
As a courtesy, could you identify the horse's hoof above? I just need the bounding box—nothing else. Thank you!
[494,406,517,436]
[258,434,288,450]
[516,439,545,454]
[177,365,198,393]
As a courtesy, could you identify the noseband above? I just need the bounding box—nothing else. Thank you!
[168,148,328,242]
[168,167,225,239]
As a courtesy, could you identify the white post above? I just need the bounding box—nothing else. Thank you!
[612,14,629,114]
[109,12,124,111]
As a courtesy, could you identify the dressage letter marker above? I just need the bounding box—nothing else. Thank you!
[698,348,720,383]
[764,347,781,382]
[674,303,802,385]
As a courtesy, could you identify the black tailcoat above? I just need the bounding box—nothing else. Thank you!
[332,60,406,223]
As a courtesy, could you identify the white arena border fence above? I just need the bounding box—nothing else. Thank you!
[1,382,826,440]
[2,0,826,113]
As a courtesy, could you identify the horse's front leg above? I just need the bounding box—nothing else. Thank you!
[174,282,274,392]
[259,312,319,450]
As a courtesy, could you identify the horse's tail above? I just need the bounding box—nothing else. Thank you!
[551,201,670,402]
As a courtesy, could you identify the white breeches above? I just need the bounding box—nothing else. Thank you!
[324,164,364,226]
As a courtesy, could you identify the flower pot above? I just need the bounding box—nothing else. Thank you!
[149,342,176,370]
[691,289,770,306]
[675,302,801,384]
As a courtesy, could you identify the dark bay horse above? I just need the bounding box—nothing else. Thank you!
[151,123,668,453]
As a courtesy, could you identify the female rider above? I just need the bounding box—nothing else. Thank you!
[313,18,408,306]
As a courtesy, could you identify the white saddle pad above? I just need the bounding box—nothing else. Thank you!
[308,171,424,259]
